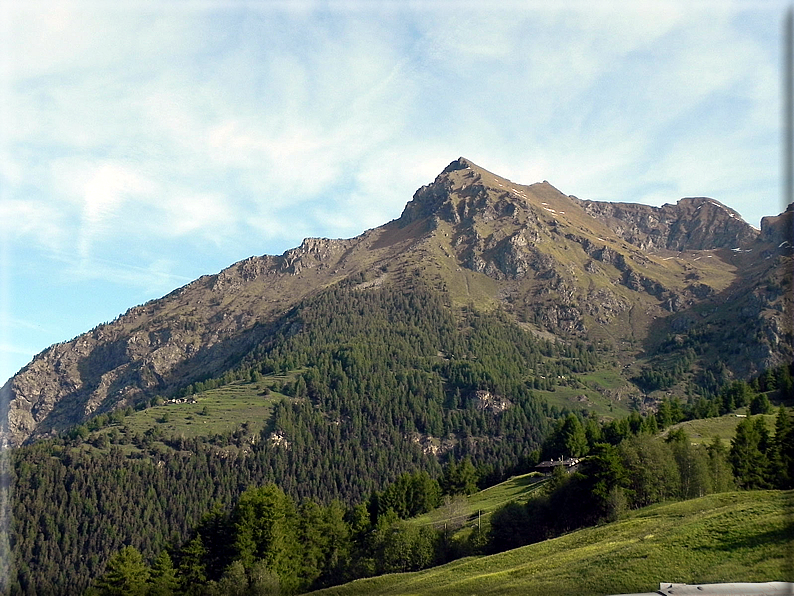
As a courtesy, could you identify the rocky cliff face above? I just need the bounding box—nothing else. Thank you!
[3,157,791,446]
[574,197,758,251]
[759,203,794,247]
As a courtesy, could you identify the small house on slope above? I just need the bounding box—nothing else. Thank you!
[535,457,581,475]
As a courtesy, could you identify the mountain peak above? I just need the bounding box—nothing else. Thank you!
[442,156,474,173]
[398,157,534,225]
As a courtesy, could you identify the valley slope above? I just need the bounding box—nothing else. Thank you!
[3,158,792,446]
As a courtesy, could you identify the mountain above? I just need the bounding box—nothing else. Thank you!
[2,157,792,447]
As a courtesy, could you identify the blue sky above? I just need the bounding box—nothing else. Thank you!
[0,0,789,384]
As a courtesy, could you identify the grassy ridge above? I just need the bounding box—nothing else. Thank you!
[311,490,793,596]
[661,413,777,445]
[408,473,547,529]
[111,370,308,438]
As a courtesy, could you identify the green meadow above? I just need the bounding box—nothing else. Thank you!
[92,374,302,447]
[121,383,281,439]
[311,490,793,596]
[662,413,778,445]
[409,473,548,531]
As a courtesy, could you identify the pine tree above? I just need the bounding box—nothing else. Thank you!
[582,443,629,521]
[730,417,772,489]
[774,406,794,489]
[706,436,735,493]
[148,551,179,596]
[178,535,208,593]
[231,484,301,591]
[749,393,772,415]
[442,457,478,496]
[93,546,150,596]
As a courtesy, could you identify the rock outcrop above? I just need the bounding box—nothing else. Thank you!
[574,197,758,251]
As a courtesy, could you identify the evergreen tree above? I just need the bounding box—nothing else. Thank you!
[749,393,772,415]
[93,546,150,596]
[581,443,628,521]
[544,413,588,459]
[706,436,735,493]
[178,535,208,593]
[584,415,602,449]
[148,551,179,596]
[656,399,673,429]
[231,484,300,592]
[774,406,794,489]
[730,417,772,489]
[776,365,794,399]
[441,457,478,496]
[618,435,679,508]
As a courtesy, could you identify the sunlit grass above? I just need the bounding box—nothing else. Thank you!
[311,490,793,596]
[662,413,777,445]
[409,473,547,529]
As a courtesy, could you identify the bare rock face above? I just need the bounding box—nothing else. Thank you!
[759,203,794,249]
[279,237,351,275]
[575,197,758,251]
[0,299,258,446]
[472,390,512,413]
[399,160,465,225]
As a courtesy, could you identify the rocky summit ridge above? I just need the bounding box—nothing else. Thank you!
[2,158,792,446]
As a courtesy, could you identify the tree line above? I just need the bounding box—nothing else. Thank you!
[86,401,794,595]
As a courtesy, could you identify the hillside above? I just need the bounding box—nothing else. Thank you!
[661,413,778,445]
[309,490,793,596]
[3,158,792,447]
[4,157,793,596]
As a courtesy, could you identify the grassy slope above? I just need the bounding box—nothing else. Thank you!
[311,490,793,596]
[408,473,548,530]
[89,373,303,451]
[534,386,633,418]
[661,412,778,445]
[119,382,282,439]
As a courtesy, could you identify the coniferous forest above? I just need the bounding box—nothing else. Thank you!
[4,280,794,595]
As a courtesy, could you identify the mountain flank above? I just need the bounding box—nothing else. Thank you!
[2,157,792,446]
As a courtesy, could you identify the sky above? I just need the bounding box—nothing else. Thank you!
[0,0,790,384]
